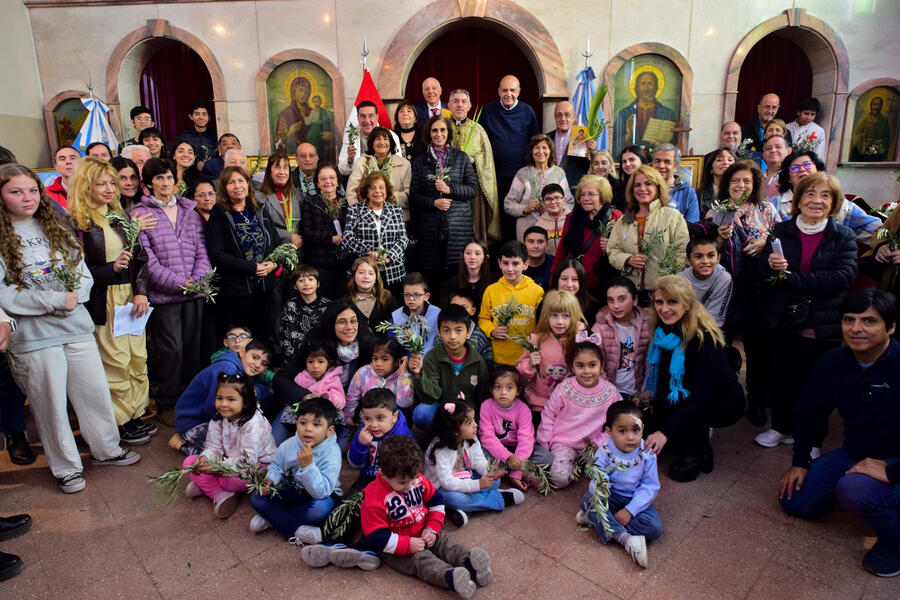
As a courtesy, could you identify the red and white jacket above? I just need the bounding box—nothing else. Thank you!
[360,472,446,555]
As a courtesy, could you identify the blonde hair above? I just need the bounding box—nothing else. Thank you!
[346,256,391,309]
[68,156,124,231]
[791,171,843,218]
[589,150,616,175]
[532,289,584,353]
[0,163,83,288]
[648,275,724,348]
[625,165,670,213]
[575,174,613,205]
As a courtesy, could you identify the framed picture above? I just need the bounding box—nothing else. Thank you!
[52,98,88,148]
[677,155,704,189]
[843,85,899,163]
[266,60,336,160]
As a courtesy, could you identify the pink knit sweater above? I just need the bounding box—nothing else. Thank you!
[536,376,621,450]
[478,397,535,480]
[515,333,570,412]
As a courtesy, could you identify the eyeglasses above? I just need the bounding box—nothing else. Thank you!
[403,293,426,300]
[543,195,563,203]
[217,373,248,383]
[581,190,600,198]
[225,333,251,341]
[335,318,358,326]
[789,162,814,172]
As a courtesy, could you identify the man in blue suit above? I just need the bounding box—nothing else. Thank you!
[414,77,448,125]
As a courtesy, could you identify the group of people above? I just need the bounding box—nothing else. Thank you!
[0,76,898,589]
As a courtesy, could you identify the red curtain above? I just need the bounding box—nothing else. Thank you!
[140,44,215,143]
[405,27,539,115]
[736,34,812,124]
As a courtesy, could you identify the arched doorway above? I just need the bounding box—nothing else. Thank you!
[403,23,539,111]
[138,42,215,144]
[735,33,812,124]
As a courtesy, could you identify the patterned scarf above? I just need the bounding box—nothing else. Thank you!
[644,326,689,404]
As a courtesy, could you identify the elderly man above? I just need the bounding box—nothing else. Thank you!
[481,75,539,239]
[200,133,241,180]
[742,93,780,149]
[448,88,499,241]
[415,77,449,125]
[338,100,401,176]
[778,289,900,578]
[651,143,699,223]
[44,146,80,209]
[702,121,743,170]
[761,134,791,197]
[547,100,593,188]
[121,145,151,177]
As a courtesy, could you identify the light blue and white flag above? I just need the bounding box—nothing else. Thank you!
[73,97,119,156]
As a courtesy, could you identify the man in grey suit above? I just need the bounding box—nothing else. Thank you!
[547,101,592,188]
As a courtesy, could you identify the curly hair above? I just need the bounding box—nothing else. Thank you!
[0,164,82,288]
[69,157,124,232]
[358,170,395,205]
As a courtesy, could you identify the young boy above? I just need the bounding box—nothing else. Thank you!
[410,305,489,430]
[210,324,275,391]
[448,288,493,370]
[478,240,544,366]
[176,100,217,167]
[523,225,553,290]
[786,97,825,154]
[170,339,272,455]
[118,106,154,153]
[533,183,571,256]
[248,397,342,541]
[280,265,331,363]
[391,272,441,355]
[678,237,733,329]
[347,389,413,491]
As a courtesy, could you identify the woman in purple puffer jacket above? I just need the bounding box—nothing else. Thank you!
[130,158,212,425]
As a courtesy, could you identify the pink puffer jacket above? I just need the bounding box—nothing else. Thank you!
[591,305,650,392]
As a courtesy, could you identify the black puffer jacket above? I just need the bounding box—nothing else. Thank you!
[410,146,477,272]
[300,193,348,270]
[758,218,857,340]
[205,203,279,297]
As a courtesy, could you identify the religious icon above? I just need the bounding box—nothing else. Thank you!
[612,55,683,158]
[849,86,898,162]
[53,97,89,148]
[568,126,589,157]
[266,60,336,160]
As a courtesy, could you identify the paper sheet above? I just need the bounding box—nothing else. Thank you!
[113,303,153,337]
[643,118,676,147]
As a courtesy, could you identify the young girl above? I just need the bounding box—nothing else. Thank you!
[447,240,489,308]
[182,373,277,518]
[478,367,535,491]
[273,339,346,444]
[0,164,140,493]
[591,277,650,400]
[346,256,397,329]
[345,335,413,425]
[532,340,621,488]
[576,400,662,568]
[516,290,583,422]
[423,399,524,527]
[279,265,330,364]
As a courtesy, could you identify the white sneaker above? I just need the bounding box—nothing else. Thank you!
[575,509,591,526]
[301,543,338,566]
[467,547,492,586]
[330,546,381,571]
[182,481,204,499]
[499,487,525,505]
[92,449,142,466]
[249,514,271,533]
[292,524,322,545]
[810,447,822,460]
[624,535,648,568]
[451,566,476,599]
[754,429,794,448]
[57,472,86,494]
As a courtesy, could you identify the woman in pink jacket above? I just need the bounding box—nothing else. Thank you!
[591,277,650,401]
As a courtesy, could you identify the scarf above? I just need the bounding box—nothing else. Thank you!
[430,145,447,169]
[337,341,359,364]
[562,202,613,256]
[795,215,828,235]
[644,326,689,404]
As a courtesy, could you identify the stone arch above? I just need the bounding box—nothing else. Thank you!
[104,19,227,140]
[724,8,849,169]
[602,43,694,155]
[839,77,900,164]
[254,49,346,154]
[377,0,567,110]
[42,90,89,152]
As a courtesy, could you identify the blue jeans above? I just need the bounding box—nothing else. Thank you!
[413,402,438,430]
[250,485,336,540]
[438,477,505,513]
[579,489,663,544]
[780,447,900,541]
[0,360,26,433]
[271,411,294,446]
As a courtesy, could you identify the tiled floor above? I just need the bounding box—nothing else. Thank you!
[2,415,898,600]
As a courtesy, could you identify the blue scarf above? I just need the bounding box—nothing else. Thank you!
[644,327,689,404]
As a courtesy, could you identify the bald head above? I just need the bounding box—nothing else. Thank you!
[554,101,575,133]
[295,142,318,175]
[499,75,521,108]
[422,77,442,107]
[757,93,780,123]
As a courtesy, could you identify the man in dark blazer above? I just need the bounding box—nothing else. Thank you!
[547,100,591,188]
[414,77,449,125]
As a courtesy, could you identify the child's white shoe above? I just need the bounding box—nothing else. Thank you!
[499,488,525,506]
[624,535,648,568]
[574,509,591,526]
[182,481,203,499]
[330,546,381,571]
[213,492,240,518]
[451,566,476,599]
[301,543,339,567]
[466,547,493,586]
[292,524,322,545]
[249,514,271,533]
[754,429,794,448]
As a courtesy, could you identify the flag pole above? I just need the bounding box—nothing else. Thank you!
[581,36,592,69]
[361,35,368,71]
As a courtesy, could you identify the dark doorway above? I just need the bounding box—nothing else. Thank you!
[140,43,215,143]
[736,32,812,124]
[405,24,539,113]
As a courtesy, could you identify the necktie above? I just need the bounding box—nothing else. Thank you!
[432,108,438,116]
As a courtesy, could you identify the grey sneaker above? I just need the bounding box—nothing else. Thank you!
[292,525,322,545]
[92,449,141,466]
[249,514,271,533]
[451,566,476,599]
[213,492,240,518]
[466,547,492,586]
[300,543,338,567]
[575,509,591,526]
[330,546,381,571]
[57,472,86,494]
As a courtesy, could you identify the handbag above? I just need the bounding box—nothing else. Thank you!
[778,296,812,330]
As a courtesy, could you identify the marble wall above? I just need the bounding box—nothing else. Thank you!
[16,0,900,203]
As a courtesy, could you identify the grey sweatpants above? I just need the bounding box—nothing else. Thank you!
[381,533,471,589]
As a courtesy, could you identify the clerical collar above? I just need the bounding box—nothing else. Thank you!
[501,100,519,111]
[454,119,466,126]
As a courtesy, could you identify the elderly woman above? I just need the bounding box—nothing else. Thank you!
[551,175,622,295]
[642,276,745,482]
[589,149,627,212]
[301,162,348,300]
[341,170,408,290]
[345,126,412,222]
[696,147,736,216]
[255,150,302,248]
[755,172,857,451]
[131,158,210,425]
[504,133,573,241]
[607,165,690,299]
[410,115,478,292]
[206,165,279,343]
[394,100,426,164]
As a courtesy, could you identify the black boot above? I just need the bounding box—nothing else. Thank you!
[668,445,714,483]
[5,432,36,465]
[0,551,23,581]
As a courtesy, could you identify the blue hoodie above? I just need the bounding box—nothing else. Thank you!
[174,351,270,433]
[266,432,341,498]
[347,411,413,483]
[668,178,700,223]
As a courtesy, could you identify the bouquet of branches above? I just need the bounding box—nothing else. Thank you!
[427,164,451,184]
[374,247,389,266]
[264,243,300,272]
[461,106,483,155]
[791,131,819,154]
[600,219,617,239]
[735,138,756,160]
[570,440,628,536]
[323,195,346,222]
[491,296,524,327]
[521,459,556,496]
[322,491,364,540]
[51,263,85,292]
[643,229,683,277]
[508,331,543,377]
[1,342,17,370]
[375,314,430,355]
[709,191,748,227]
[584,82,609,142]
[106,210,143,253]
[148,452,277,506]
[181,268,219,303]
[362,158,394,178]
[874,227,899,279]
[346,122,359,146]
